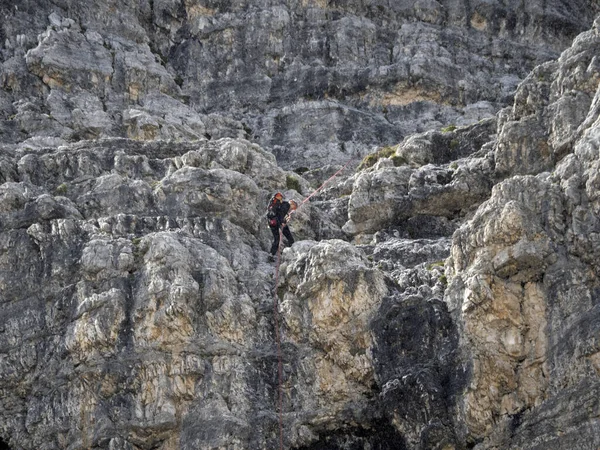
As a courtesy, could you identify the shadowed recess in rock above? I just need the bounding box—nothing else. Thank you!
[371,294,462,448]
[296,420,407,450]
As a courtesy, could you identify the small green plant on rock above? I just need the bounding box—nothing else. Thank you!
[378,146,396,158]
[131,237,148,260]
[441,124,456,133]
[55,183,68,195]
[427,260,446,271]
[391,155,408,167]
[358,145,400,170]
[359,153,379,169]
[286,174,302,193]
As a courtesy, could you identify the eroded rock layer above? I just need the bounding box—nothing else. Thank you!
[0,1,598,169]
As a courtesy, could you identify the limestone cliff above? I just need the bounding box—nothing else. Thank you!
[0,2,600,450]
[0,0,598,169]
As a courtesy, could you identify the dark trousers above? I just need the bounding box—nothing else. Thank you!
[270,225,294,255]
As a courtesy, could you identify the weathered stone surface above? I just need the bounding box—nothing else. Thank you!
[0,122,465,448]
[0,4,600,450]
[277,240,389,445]
[396,118,496,167]
[444,18,600,447]
[0,1,598,169]
[0,137,296,449]
[494,20,600,177]
[373,294,460,449]
[342,122,495,238]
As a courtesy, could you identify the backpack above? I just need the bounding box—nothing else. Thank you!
[266,196,280,226]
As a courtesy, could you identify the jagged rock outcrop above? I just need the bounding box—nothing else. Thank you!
[445,17,600,448]
[311,14,600,449]
[342,119,496,238]
[0,133,409,448]
[278,240,391,445]
[491,22,599,179]
[0,137,341,450]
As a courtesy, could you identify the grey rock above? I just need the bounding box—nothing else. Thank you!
[443,18,600,446]
[0,138,286,449]
[373,294,460,449]
[343,126,495,237]
[397,118,496,167]
[26,27,114,92]
[0,0,596,169]
[0,4,599,450]
[0,124,461,447]
[277,239,389,446]
[494,20,600,177]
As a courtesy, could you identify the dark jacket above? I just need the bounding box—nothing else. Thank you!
[267,200,291,227]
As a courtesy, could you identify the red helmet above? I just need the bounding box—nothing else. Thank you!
[289,200,297,210]
[273,192,283,201]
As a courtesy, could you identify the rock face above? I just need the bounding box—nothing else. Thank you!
[445,19,600,448]
[0,3,600,450]
[342,118,496,237]
[0,1,598,170]
[0,139,281,449]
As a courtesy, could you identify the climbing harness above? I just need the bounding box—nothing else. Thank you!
[270,157,354,449]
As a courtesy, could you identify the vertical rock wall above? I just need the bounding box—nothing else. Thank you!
[446,18,600,448]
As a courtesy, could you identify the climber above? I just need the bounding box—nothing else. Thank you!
[267,192,297,256]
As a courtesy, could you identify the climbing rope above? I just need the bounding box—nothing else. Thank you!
[273,227,285,450]
[270,157,354,449]
[299,157,355,206]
